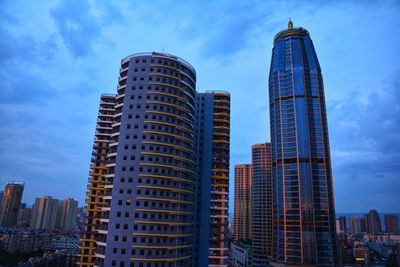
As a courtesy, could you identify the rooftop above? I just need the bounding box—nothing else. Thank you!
[273,19,309,45]
[121,52,196,75]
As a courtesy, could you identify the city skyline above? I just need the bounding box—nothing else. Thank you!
[1,0,400,214]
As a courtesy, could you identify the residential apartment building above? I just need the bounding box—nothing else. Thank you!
[233,164,252,242]
[79,52,230,267]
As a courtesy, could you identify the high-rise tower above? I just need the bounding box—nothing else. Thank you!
[78,94,115,267]
[80,52,200,267]
[30,196,59,229]
[0,182,24,227]
[251,143,273,267]
[234,164,252,242]
[269,20,339,265]
[349,216,362,235]
[384,214,399,234]
[193,91,230,267]
[366,209,382,234]
[56,198,78,231]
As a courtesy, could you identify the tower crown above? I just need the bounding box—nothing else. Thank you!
[273,21,309,45]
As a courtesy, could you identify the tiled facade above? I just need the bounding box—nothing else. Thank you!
[193,92,230,267]
[79,52,230,267]
[233,164,252,242]
[78,94,115,266]
[251,143,272,267]
[0,182,24,227]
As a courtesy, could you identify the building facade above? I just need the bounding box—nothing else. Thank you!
[269,20,339,265]
[366,209,382,234]
[234,164,252,242]
[193,91,230,267]
[78,93,115,266]
[80,52,230,267]
[348,217,362,235]
[0,229,52,253]
[30,196,60,230]
[384,214,399,234]
[230,241,252,267]
[251,143,272,267]
[56,198,78,231]
[0,182,24,227]
[17,207,32,228]
[336,216,347,234]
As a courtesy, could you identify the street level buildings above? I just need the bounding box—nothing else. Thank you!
[268,20,339,265]
[17,207,32,228]
[384,214,399,234]
[251,143,272,267]
[79,52,230,267]
[0,182,24,227]
[0,228,53,254]
[234,164,252,242]
[230,241,252,267]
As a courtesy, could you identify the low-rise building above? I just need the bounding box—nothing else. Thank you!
[0,228,52,253]
[353,242,369,264]
[46,234,79,255]
[230,241,252,267]
[364,233,400,246]
[17,207,32,228]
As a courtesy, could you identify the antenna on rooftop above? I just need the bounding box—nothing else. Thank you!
[288,18,293,29]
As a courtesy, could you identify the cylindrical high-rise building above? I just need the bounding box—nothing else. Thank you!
[269,20,339,265]
[80,52,197,267]
[108,52,196,266]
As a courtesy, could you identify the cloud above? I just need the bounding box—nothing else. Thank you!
[0,23,59,105]
[330,71,400,157]
[330,71,400,211]
[0,0,399,213]
[50,0,101,57]
[50,0,122,58]
[184,2,273,59]
[200,4,271,58]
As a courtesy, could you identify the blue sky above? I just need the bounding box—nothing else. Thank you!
[0,0,399,214]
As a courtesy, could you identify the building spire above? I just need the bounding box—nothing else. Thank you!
[288,18,293,29]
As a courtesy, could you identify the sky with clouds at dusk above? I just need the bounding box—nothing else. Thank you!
[0,0,399,214]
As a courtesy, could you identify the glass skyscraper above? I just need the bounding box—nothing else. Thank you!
[269,20,339,265]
